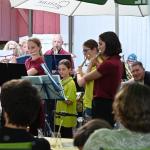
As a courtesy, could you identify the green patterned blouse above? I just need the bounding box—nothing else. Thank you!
[83,128,150,150]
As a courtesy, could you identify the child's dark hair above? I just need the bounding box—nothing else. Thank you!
[1,79,41,127]
[83,39,98,52]
[58,59,72,69]
[74,119,112,148]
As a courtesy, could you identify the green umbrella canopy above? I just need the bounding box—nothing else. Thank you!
[10,0,148,16]
[115,0,148,5]
[9,0,149,55]
[79,0,106,4]
[80,0,148,5]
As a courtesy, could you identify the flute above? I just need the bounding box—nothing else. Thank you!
[79,57,87,68]
[76,58,87,76]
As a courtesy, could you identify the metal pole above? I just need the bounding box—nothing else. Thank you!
[68,16,74,53]
[28,10,33,37]
[115,3,119,36]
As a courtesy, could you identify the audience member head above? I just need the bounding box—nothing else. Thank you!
[127,53,137,66]
[113,83,150,133]
[82,39,98,60]
[3,41,21,56]
[52,34,63,52]
[74,119,112,150]
[99,31,122,56]
[19,40,29,55]
[1,79,41,128]
[130,61,145,82]
[28,38,42,56]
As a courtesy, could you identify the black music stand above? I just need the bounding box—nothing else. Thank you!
[22,75,66,100]
[22,73,66,136]
[44,54,72,74]
[0,63,27,86]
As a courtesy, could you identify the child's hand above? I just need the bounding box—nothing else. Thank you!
[64,100,73,105]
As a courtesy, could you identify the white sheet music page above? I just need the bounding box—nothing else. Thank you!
[0,50,13,57]
[0,50,13,62]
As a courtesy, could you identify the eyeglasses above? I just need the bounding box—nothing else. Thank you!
[9,48,16,50]
[83,48,91,52]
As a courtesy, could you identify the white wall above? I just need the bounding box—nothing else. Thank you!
[19,34,69,54]
[60,15,150,71]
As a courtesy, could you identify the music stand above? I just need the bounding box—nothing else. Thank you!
[22,74,66,137]
[22,75,66,100]
[0,63,27,86]
[44,54,72,73]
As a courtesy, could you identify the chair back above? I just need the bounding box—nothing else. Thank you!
[0,142,32,150]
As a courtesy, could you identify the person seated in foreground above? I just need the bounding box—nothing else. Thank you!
[0,79,50,150]
[73,119,112,150]
[83,83,150,150]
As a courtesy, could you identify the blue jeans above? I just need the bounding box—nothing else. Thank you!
[84,108,92,122]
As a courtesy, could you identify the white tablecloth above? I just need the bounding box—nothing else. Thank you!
[44,137,78,150]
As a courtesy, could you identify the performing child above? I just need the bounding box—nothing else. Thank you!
[25,38,45,76]
[55,59,77,138]
[25,38,45,135]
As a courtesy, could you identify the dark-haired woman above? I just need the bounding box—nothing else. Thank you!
[77,31,123,127]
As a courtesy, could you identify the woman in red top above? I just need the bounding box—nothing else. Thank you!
[25,38,45,75]
[77,31,123,127]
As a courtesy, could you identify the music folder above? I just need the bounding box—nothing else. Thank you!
[16,55,31,64]
[0,63,27,86]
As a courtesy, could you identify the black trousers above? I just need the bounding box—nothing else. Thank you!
[92,97,115,127]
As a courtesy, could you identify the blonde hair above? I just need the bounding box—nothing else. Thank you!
[3,41,21,56]
[19,40,28,55]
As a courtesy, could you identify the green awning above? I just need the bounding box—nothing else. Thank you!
[79,0,148,5]
[79,0,107,5]
[115,0,148,5]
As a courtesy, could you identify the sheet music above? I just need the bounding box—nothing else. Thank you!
[0,50,14,63]
[42,75,66,100]
[0,50,13,57]
[41,63,61,91]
